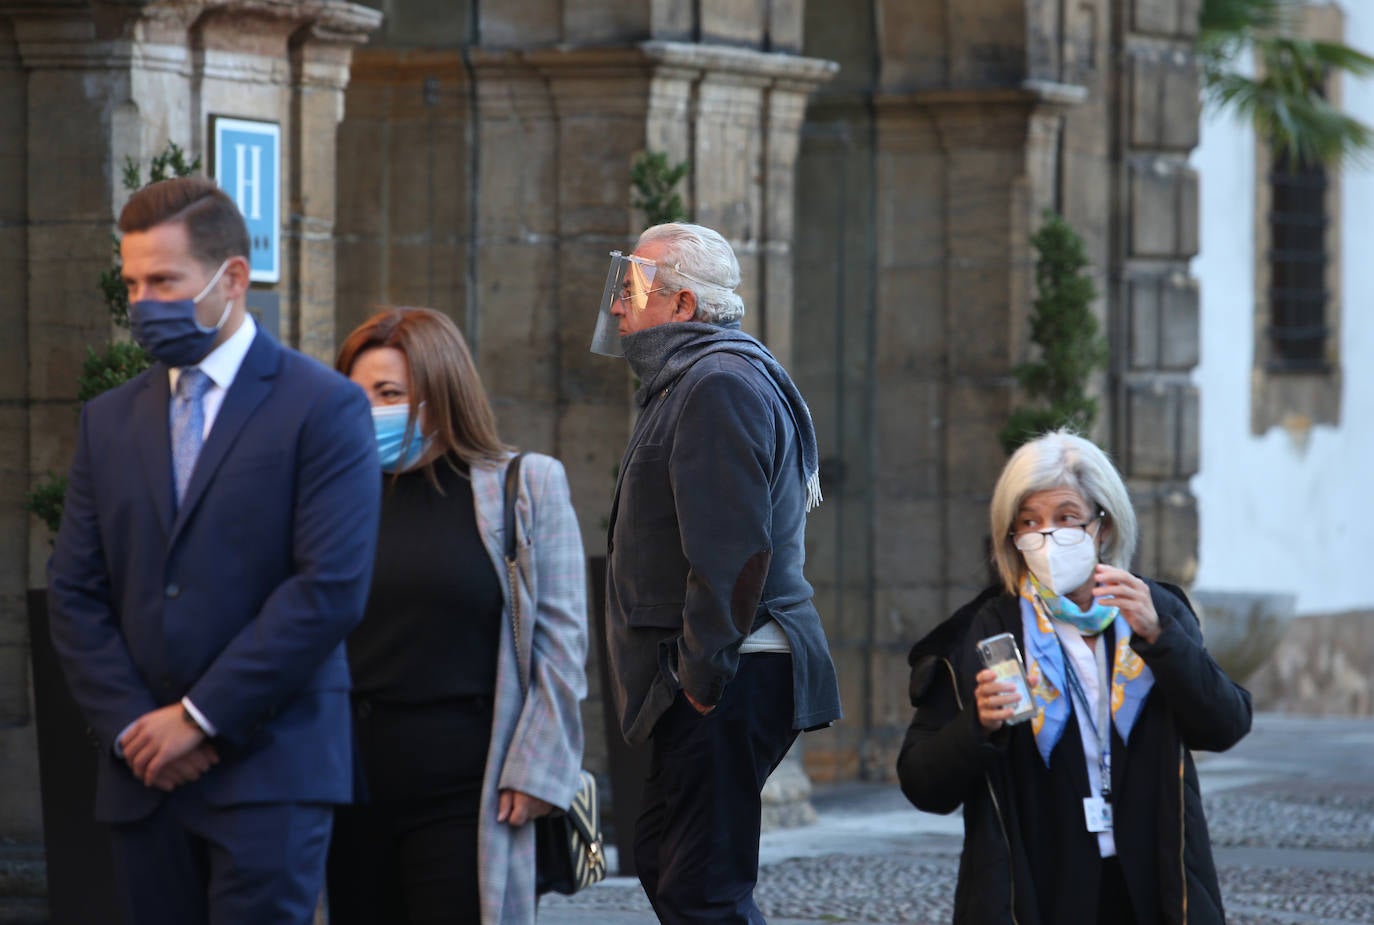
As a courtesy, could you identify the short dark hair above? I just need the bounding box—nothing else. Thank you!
[117,176,251,268]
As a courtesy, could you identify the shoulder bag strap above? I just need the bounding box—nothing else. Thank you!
[504,453,528,695]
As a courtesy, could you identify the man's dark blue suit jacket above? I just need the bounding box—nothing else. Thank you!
[47,328,381,823]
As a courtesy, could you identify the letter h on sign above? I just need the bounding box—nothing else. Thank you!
[211,116,281,284]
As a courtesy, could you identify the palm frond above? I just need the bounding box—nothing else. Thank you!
[1207,69,1374,165]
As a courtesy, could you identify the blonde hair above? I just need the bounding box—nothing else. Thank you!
[988,429,1137,594]
[336,307,511,472]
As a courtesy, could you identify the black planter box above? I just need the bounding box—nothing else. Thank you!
[27,589,119,925]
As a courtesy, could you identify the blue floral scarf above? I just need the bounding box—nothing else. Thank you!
[1019,575,1155,766]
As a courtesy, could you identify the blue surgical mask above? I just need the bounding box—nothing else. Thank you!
[372,403,430,472]
[129,260,234,367]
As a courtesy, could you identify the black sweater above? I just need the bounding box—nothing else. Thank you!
[348,460,502,704]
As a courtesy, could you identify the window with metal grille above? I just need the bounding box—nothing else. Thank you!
[1267,149,1330,371]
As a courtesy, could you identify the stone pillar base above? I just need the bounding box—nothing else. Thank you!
[761,747,818,831]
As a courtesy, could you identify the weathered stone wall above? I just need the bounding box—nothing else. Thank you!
[793,0,1203,782]
[1113,0,1203,588]
[337,1,834,776]
[1247,611,1374,716]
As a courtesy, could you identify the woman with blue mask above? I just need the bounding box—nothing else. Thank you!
[897,430,1251,925]
[329,308,588,925]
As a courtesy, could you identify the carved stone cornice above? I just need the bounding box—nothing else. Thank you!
[469,40,837,95]
[1,0,380,69]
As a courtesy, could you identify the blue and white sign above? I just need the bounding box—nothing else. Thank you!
[211,116,280,284]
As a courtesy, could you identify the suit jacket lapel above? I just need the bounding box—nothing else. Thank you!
[133,366,175,538]
[170,330,280,543]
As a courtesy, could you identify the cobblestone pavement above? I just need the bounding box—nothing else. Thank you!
[542,714,1374,924]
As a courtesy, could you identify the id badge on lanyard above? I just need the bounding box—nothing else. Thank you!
[1062,635,1113,834]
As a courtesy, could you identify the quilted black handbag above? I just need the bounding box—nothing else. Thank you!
[504,455,608,896]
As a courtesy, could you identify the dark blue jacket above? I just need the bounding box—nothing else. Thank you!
[47,329,380,822]
[604,350,842,745]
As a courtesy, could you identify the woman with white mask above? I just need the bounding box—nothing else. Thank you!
[897,429,1251,925]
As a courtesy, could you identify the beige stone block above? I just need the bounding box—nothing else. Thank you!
[873,1,946,90]
[808,586,873,655]
[945,384,1012,494]
[874,498,942,585]
[874,377,941,497]
[870,645,917,734]
[379,0,473,47]
[761,248,794,364]
[945,266,1016,376]
[1156,488,1197,586]
[1177,385,1199,479]
[872,266,945,374]
[1177,167,1199,257]
[553,120,639,238]
[1131,0,1178,36]
[1131,489,1160,576]
[946,161,1021,262]
[875,153,946,268]
[563,4,652,43]
[479,0,560,47]
[334,237,387,337]
[336,113,387,235]
[1132,0,1198,39]
[1128,274,1161,370]
[1160,274,1199,370]
[1126,381,1174,479]
[1126,158,1181,258]
[478,103,557,238]
[386,119,467,238]
[945,493,996,586]
[768,0,803,51]
[26,76,111,222]
[701,0,766,46]
[948,0,1028,87]
[873,586,945,649]
[1162,55,1201,150]
[473,241,557,399]
[0,724,41,841]
[491,396,558,456]
[553,399,627,547]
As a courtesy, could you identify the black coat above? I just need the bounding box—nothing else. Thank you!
[896,580,1252,925]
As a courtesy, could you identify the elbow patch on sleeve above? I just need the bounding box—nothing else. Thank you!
[731,549,772,634]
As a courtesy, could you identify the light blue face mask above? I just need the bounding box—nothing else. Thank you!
[372,403,430,472]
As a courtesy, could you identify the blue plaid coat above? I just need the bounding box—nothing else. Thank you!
[471,453,588,924]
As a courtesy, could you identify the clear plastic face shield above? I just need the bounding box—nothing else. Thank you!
[590,251,662,357]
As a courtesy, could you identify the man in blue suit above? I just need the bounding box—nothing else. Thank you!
[47,176,381,925]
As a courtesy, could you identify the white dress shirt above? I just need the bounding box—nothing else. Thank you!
[1056,622,1118,858]
[119,315,259,748]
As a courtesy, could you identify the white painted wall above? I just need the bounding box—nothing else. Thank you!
[1191,4,1374,616]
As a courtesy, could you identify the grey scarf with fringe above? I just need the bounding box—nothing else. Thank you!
[622,321,823,512]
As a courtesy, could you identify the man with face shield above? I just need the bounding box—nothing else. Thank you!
[46,176,381,925]
[593,222,842,924]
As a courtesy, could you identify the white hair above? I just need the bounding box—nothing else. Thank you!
[635,222,745,325]
[988,429,1138,594]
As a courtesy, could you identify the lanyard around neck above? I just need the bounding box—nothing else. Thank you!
[1057,630,1112,799]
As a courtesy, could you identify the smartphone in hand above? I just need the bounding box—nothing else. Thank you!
[976,632,1038,725]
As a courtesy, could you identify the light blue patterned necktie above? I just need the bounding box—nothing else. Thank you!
[171,367,213,506]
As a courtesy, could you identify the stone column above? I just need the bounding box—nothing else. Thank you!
[1110,0,1202,585]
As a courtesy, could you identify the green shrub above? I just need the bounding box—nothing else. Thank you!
[999,212,1107,455]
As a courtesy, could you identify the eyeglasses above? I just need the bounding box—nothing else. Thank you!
[616,286,669,305]
[1012,515,1103,552]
